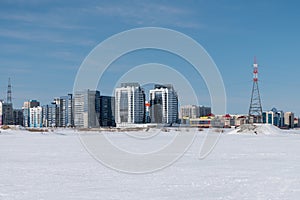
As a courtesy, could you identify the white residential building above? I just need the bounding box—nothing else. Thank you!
[149,84,178,124]
[29,106,43,128]
[115,83,145,125]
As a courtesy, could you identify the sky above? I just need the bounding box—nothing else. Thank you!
[0,0,300,116]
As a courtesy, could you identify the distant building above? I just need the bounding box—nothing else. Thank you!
[58,94,74,127]
[180,105,199,119]
[262,108,284,128]
[53,97,61,125]
[284,112,294,129]
[115,83,145,125]
[99,96,115,127]
[74,90,100,128]
[190,114,215,128]
[149,84,178,124]
[22,100,40,127]
[223,114,232,128]
[179,105,211,123]
[199,106,212,117]
[29,106,43,128]
[294,117,299,127]
[0,100,3,125]
[263,111,274,125]
[145,101,151,123]
[189,114,235,128]
[13,109,23,125]
[42,103,59,127]
[1,102,13,125]
[231,115,247,127]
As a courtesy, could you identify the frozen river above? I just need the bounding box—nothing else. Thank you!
[1,128,300,200]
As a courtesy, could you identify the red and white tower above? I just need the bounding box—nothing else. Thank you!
[248,57,263,123]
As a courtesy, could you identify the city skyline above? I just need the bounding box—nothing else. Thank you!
[1,1,300,116]
[0,80,297,129]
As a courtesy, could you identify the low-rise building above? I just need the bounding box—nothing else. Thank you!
[284,112,294,129]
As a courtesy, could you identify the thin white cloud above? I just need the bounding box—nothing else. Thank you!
[0,11,91,30]
[91,2,202,29]
[0,28,95,46]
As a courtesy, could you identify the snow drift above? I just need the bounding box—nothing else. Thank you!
[228,123,284,135]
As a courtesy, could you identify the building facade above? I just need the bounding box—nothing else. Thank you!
[180,105,211,120]
[59,94,74,127]
[189,114,215,128]
[29,106,43,128]
[1,102,13,125]
[263,111,274,125]
[13,109,23,125]
[100,96,115,127]
[0,100,3,125]
[262,108,284,128]
[22,100,40,127]
[180,105,200,119]
[74,90,100,128]
[199,106,212,117]
[149,84,178,124]
[284,112,294,129]
[115,83,145,125]
[42,103,59,127]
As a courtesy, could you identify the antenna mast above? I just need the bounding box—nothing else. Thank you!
[248,57,263,123]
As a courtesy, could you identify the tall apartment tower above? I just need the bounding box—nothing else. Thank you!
[115,83,145,125]
[1,102,13,125]
[13,109,23,125]
[42,103,59,127]
[22,100,40,127]
[100,96,115,127]
[59,94,74,127]
[29,106,43,128]
[149,84,178,124]
[74,90,100,128]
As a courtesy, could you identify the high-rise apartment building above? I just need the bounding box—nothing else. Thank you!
[13,109,23,125]
[29,106,43,128]
[59,94,74,127]
[100,96,115,127]
[42,103,59,127]
[74,90,100,128]
[22,100,40,127]
[0,102,14,125]
[149,84,178,124]
[115,83,145,125]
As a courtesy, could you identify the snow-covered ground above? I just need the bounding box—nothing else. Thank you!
[1,126,300,200]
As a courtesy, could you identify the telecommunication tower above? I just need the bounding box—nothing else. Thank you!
[248,57,263,123]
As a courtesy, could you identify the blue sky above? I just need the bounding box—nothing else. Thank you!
[0,0,300,116]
